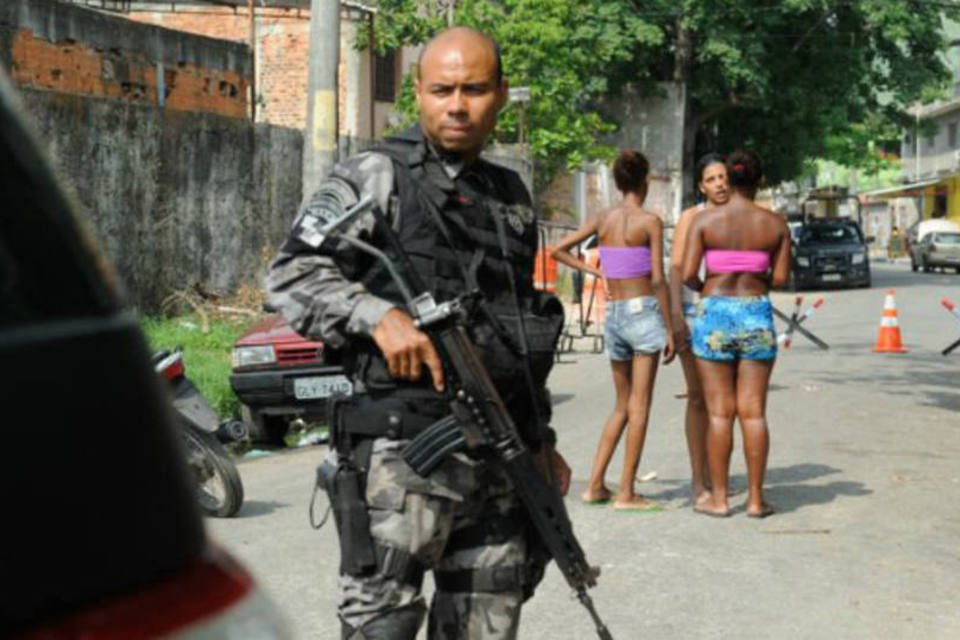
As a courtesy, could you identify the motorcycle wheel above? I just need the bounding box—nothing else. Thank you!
[181,423,244,517]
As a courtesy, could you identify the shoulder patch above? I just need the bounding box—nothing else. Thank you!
[295,176,359,248]
[503,203,534,235]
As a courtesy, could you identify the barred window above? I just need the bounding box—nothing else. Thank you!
[374,50,397,102]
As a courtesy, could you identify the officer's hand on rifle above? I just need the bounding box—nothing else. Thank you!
[372,308,445,392]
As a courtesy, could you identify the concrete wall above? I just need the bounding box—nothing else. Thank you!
[19,87,302,311]
[605,82,685,224]
[1,0,302,311]
[539,82,686,227]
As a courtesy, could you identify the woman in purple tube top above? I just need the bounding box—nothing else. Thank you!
[551,150,675,511]
[682,149,791,518]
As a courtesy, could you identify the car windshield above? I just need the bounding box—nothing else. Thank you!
[933,232,960,244]
[800,224,861,244]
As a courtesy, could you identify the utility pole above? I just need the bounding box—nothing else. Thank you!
[302,0,340,205]
[248,0,256,122]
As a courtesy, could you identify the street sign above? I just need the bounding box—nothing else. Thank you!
[508,86,531,104]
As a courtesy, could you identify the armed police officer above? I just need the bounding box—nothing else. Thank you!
[267,27,571,640]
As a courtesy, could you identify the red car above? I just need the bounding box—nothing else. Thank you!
[230,315,352,444]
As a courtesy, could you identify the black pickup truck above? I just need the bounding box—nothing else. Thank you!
[790,218,872,290]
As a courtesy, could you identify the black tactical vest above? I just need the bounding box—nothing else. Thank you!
[338,129,562,440]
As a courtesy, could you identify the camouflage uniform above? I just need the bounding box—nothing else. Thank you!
[329,439,526,638]
[268,129,551,639]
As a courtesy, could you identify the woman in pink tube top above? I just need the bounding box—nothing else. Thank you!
[551,150,675,511]
[668,153,730,505]
[681,149,791,519]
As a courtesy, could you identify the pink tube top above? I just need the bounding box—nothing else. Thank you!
[598,246,652,278]
[704,249,770,274]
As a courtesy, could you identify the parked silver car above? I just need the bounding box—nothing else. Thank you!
[917,231,960,273]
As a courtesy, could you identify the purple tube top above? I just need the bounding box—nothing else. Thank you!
[597,246,652,278]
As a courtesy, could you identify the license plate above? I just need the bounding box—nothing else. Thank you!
[293,375,353,400]
[821,273,842,282]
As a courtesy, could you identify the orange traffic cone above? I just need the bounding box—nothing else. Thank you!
[872,289,908,353]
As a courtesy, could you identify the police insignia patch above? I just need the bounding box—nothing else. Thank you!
[294,177,359,248]
[506,213,525,235]
[503,204,532,235]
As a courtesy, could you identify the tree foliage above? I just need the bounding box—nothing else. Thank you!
[360,0,960,193]
[674,0,960,186]
[358,0,666,190]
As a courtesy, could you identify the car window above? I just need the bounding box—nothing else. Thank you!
[932,232,960,245]
[799,224,862,244]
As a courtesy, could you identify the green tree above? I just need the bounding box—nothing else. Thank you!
[362,1,959,199]
[666,0,958,193]
[358,0,666,192]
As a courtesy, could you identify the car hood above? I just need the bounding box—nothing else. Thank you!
[234,314,321,347]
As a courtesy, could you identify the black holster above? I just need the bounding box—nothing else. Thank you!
[319,395,377,576]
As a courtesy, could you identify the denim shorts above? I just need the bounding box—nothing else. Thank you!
[691,295,777,362]
[605,296,667,360]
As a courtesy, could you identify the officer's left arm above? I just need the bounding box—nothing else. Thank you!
[266,154,397,348]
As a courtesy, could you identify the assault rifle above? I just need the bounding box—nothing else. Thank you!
[313,194,613,640]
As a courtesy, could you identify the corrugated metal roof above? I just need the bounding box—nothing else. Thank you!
[860,178,944,199]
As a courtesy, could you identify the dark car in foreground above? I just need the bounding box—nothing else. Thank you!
[790,218,872,290]
[0,70,289,638]
[230,315,352,445]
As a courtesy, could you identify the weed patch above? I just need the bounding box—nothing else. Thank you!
[141,314,251,419]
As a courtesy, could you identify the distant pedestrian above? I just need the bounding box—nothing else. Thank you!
[888,225,904,259]
[668,153,729,505]
[681,149,791,518]
[551,150,675,510]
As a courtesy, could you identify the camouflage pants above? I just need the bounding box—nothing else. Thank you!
[336,437,528,639]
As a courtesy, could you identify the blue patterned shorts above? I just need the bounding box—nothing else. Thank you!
[692,296,777,362]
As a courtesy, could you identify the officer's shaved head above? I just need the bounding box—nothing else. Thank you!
[414,27,508,160]
[418,27,503,83]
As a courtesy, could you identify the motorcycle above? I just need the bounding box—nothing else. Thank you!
[153,349,246,517]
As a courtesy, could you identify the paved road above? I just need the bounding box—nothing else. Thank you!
[209,262,960,639]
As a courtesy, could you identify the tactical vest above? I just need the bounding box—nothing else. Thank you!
[338,130,562,442]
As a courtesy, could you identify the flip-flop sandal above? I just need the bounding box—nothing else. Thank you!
[613,501,663,512]
[746,504,776,519]
[693,506,732,518]
[581,498,612,506]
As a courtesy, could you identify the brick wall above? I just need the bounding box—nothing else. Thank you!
[126,5,314,127]
[1,0,251,119]
[126,5,355,131]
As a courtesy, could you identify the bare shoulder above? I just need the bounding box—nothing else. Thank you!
[643,209,664,230]
[757,205,789,229]
[693,205,723,228]
[678,204,702,224]
[594,202,623,229]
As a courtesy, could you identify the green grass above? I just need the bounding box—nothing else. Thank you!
[140,314,251,420]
